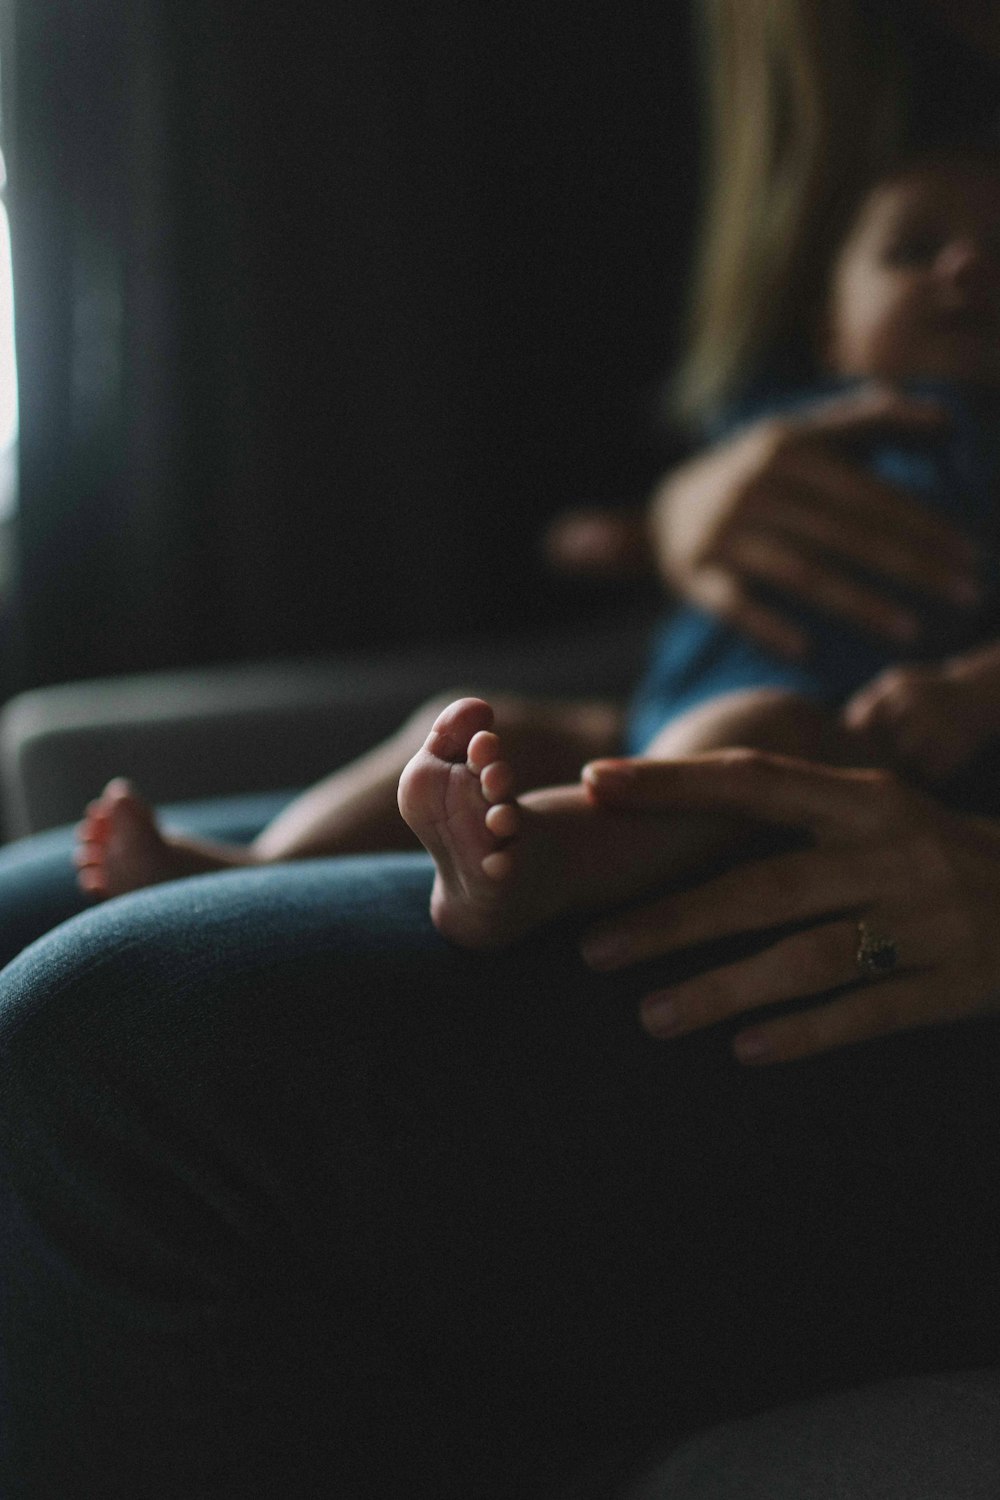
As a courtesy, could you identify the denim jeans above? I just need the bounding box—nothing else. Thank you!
[0,814,999,1496]
[0,790,295,968]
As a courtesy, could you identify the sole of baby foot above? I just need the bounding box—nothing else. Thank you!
[74,778,188,898]
[397,696,535,949]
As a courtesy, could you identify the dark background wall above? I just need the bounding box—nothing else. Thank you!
[1,0,698,693]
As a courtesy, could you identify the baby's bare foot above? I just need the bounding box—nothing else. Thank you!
[74,779,240,898]
[397,697,531,948]
[75,780,184,897]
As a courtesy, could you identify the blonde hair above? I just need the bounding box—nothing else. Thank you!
[672,0,911,428]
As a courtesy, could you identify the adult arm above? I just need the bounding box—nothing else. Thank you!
[580,751,1000,1065]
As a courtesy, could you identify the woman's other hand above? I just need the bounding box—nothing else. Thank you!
[580,751,1000,1065]
[649,385,980,659]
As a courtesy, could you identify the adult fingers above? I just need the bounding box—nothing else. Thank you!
[639,908,931,1042]
[740,457,979,604]
[684,567,810,659]
[580,841,885,972]
[842,674,894,730]
[582,751,896,836]
[728,972,951,1065]
[721,527,922,644]
[771,447,980,597]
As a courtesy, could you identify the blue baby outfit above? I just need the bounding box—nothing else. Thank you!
[626,381,1000,753]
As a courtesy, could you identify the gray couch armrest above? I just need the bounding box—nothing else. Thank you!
[0,614,654,838]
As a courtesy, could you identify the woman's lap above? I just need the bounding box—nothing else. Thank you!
[0,790,295,968]
[0,845,999,1495]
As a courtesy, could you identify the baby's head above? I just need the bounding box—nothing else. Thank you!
[824,148,1000,387]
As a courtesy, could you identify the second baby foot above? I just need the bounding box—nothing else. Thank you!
[75,779,241,898]
[397,697,529,948]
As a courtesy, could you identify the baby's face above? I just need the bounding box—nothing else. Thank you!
[826,159,1000,386]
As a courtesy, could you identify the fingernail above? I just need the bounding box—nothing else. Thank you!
[733,1029,771,1064]
[642,997,680,1037]
[582,760,635,785]
[580,932,630,970]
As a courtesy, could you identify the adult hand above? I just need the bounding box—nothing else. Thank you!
[580,751,1000,1065]
[649,385,981,659]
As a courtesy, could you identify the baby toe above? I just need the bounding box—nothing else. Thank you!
[467,729,502,773]
[485,802,519,839]
[480,759,514,804]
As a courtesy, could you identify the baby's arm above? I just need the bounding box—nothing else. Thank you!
[842,640,1000,783]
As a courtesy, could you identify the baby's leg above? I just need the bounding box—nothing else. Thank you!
[398,689,852,950]
[642,686,852,762]
[251,692,621,863]
[75,694,622,900]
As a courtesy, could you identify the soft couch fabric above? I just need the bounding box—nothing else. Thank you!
[0,614,653,838]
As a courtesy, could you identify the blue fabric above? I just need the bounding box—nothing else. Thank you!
[0,849,999,1495]
[626,381,1000,753]
[0,789,295,970]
